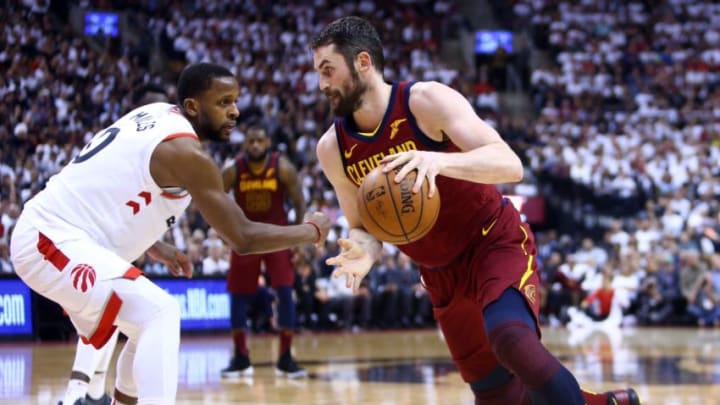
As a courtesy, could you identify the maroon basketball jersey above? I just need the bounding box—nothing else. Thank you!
[335,81,504,268]
[233,152,288,225]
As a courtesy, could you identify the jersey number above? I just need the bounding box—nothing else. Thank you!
[73,127,120,163]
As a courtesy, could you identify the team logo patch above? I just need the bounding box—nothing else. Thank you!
[523,284,536,305]
[71,264,96,293]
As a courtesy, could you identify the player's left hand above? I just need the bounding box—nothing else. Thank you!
[381,150,440,198]
[326,238,374,293]
[147,241,193,278]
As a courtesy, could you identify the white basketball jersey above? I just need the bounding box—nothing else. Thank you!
[23,103,195,262]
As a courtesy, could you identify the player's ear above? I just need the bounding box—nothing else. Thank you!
[356,51,371,73]
[182,98,199,117]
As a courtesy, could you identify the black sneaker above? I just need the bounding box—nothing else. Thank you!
[58,394,111,405]
[85,394,112,405]
[221,354,254,378]
[275,351,308,379]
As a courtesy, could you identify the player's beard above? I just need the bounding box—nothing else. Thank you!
[328,70,367,117]
[197,115,229,142]
[247,148,268,163]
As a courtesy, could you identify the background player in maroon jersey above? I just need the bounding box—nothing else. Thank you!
[220,123,309,378]
[312,16,640,405]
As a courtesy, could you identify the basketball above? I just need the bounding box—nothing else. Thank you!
[357,166,440,245]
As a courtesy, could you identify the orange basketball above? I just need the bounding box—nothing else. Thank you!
[357,166,440,245]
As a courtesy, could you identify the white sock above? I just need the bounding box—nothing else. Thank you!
[87,371,107,399]
[63,379,88,404]
[88,331,117,399]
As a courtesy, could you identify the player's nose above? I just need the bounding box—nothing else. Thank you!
[228,103,239,119]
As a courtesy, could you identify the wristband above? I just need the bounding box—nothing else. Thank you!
[304,220,322,244]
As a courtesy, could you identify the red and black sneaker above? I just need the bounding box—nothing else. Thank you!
[606,388,641,405]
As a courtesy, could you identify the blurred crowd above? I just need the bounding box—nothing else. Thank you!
[510,0,720,328]
[1,0,719,331]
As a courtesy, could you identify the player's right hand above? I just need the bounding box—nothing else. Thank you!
[303,212,331,247]
[326,238,374,293]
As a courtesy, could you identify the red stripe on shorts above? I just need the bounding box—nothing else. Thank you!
[80,292,122,349]
[36,233,70,271]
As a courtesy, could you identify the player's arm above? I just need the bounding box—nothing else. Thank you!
[278,155,306,225]
[316,127,382,290]
[151,137,330,254]
[382,81,523,195]
[220,159,237,193]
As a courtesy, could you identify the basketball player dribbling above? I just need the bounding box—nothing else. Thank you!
[10,63,330,405]
[312,17,640,405]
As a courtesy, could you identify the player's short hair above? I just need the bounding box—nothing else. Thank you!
[311,16,384,73]
[176,63,235,104]
[131,83,167,106]
[245,117,267,136]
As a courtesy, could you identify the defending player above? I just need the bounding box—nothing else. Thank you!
[59,82,173,405]
[220,123,309,378]
[10,63,330,405]
[312,17,640,405]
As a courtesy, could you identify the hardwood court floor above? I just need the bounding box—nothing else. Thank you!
[1,326,719,404]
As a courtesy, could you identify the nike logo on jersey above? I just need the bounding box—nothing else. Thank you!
[482,219,498,236]
[389,118,407,140]
[344,144,358,159]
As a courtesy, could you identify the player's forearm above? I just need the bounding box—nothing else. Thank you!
[230,221,319,254]
[437,142,523,184]
[349,227,383,263]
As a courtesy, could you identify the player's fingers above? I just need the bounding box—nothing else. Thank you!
[393,158,416,183]
[167,262,181,276]
[413,166,428,194]
[352,275,362,293]
[182,262,193,278]
[332,267,347,279]
[380,153,400,164]
[380,153,402,170]
[345,273,355,289]
[326,256,342,266]
[336,238,350,249]
[427,173,438,198]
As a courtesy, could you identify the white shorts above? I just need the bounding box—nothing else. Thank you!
[10,213,168,348]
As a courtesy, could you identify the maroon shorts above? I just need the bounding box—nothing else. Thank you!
[227,249,294,294]
[419,202,541,383]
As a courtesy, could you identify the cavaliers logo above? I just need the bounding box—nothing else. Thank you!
[523,284,537,305]
[71,264,96,293]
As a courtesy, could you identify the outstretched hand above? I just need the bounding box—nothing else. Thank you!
[326,238,375,293]
[147,241,193,278]
[381,150,440,198]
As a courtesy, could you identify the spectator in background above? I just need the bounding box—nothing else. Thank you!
[294,258,318,330]
[580,271,615,322]
[636,277,673,326]
[202,243,229,276]
[186,242,204,276]
[0,241,12,273]
[315,271,372,332]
